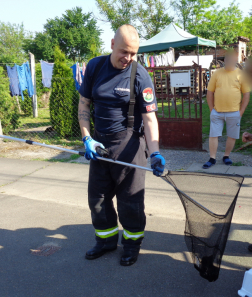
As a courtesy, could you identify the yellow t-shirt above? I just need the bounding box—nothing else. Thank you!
[207,68,251,112]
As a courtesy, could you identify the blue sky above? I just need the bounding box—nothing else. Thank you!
[0,0,250,52]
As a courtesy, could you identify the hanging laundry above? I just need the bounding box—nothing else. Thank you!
[82,62,86,77]
[167,50,175,66]
[150,56,155,67]
[144,54,149,67]
[40,60,54,88]
[161,53,169,66]
[6,65,21,96]
[154,56,158,67]
[71,63,82,91]
[137,55,145,67]
[155,55,162,67]
[24,62,34,97]
[16,62,34,100]
[76,63,82,88]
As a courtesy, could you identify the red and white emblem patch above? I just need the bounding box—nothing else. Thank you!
[146,103,156,112]
[143,88,154,102]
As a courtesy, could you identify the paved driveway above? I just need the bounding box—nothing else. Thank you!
[0,158,251,297]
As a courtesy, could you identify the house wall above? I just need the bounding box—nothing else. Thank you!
[175,40,248,63]
[238,41,247,63]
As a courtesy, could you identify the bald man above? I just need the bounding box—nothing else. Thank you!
[78,24,165,266]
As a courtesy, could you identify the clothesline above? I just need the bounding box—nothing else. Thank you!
[0,62,31,65]
[6,62,34,100]
[137,48,175,68]
[5,60,85,94]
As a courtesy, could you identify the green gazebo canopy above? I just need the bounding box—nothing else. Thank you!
[138,22,216,53]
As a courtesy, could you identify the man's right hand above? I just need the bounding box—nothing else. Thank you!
[242,132,252,143]
[83,136,105,160]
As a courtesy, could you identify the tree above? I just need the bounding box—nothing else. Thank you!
[241,16,252,54]
[0,66,20,133]
[171,0,216,31]
[190,1,243,47]
[23,32,56,62]
[96,0,134,32]
[135,0,173,39]
[96,0,173,39]
[0,22,30,64]
[45,7,102,61]
[49,46,80,138]
[25,7,103,61]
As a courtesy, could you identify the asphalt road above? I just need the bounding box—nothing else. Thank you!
[0,158,251,297]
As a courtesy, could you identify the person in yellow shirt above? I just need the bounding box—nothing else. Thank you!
[203,51,251,169]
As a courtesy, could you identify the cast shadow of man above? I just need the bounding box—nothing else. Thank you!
[0,222,250,297]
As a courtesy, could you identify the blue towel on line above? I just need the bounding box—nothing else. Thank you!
[6,65,21,96]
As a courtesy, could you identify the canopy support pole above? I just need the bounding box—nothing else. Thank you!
[215,47,217,66]
[197,44,199,65]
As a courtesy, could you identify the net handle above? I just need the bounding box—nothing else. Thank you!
[0,134,230,216]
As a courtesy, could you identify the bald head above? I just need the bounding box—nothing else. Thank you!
[111,24,139,69]
[114,24,139,44]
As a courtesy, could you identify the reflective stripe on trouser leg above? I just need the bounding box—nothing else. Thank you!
[95,226,119,239]
[123,229,144,241]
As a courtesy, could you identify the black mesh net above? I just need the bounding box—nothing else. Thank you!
[163,171,244,282]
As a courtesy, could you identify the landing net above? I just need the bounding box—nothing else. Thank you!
[163,171,244,282]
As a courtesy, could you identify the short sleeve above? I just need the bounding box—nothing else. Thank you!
[135,67,158,114]
[78,60,93,99]
[241,74,251,94]
[207,71,217,92]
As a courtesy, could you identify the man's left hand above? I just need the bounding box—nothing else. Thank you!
[150,152,166,176]
[242,132,252,143]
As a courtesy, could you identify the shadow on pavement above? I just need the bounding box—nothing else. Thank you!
[0,222,251,297]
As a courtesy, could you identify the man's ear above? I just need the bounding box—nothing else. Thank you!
[111,39,114,50]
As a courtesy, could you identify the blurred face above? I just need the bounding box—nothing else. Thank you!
[110,36,139,70]
[224,54,238,71]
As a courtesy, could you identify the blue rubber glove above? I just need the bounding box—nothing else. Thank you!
[150,151,166,176]
[83,136,105,161]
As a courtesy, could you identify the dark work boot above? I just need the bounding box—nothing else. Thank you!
[85,242,117,260]
[120,245,140,266]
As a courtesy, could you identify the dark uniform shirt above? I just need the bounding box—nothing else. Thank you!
[79,55,157,134]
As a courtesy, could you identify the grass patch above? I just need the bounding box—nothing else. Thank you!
[8,107,83,147]
[8,93,252,154]
[19,108,50,126]
[157,99,210,140]
[39,155,81,163]
[157,93,252,154]
[232,161,244,166]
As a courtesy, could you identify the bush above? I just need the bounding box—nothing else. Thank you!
[20,90,33,116]
[35,63,51,108]
[0,66,20,133]
[49,46,80,138]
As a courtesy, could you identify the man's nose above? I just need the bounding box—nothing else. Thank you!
[124,53,131,61]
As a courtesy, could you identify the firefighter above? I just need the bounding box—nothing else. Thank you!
[78,24,165,266]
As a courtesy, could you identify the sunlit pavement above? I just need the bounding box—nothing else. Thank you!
[0,158,251,297]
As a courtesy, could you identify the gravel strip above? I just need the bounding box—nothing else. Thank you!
[1,136,252,171]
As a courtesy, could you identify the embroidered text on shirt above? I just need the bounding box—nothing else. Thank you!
[114,88,130,92]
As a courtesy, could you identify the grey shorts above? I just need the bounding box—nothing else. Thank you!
[210,109,241,139]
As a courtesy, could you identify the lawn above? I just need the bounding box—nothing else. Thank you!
[19,108,51,127]
[10,93,252,153]
[13,107,82,147]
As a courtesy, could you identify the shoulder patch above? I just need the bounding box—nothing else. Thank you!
[143,87,154,102]
[146,103,156,112]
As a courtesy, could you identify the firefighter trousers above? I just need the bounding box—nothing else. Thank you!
[88,128,147,246]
